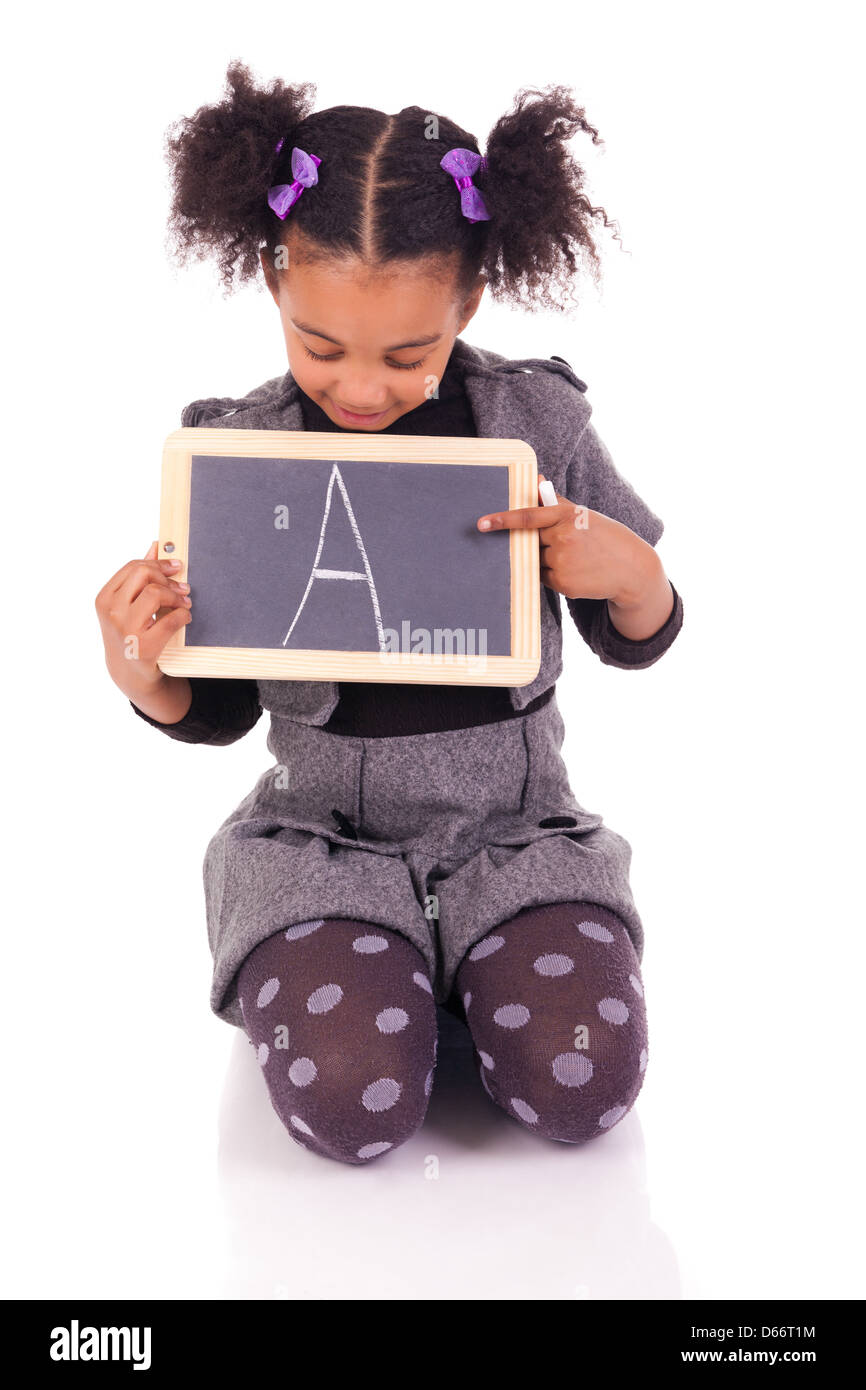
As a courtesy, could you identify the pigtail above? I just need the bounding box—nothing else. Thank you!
[163,68,619,311]
[164,59,317,292]
[481,85,621,312]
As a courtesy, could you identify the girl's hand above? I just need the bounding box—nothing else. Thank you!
[476,476,674,639]
[95,541,192,697]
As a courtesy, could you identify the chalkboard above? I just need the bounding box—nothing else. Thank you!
[156,428,541,686]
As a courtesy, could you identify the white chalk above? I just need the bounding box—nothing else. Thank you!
[538,478,557,507]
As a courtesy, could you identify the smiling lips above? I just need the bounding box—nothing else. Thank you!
[335,404,390,423]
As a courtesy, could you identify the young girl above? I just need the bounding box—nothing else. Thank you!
[96,62,683,1166]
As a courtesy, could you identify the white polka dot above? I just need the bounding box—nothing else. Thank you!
[425,1068,435,1096]
[629,973,644,997]
[511,1097,538,1124]
[362,1077,402,1112]
[534,952,574,977]
[290,1114,314,1135]
[357,1141,392,1159]
[256,977,280,1008]
[598,997,629,1024]
[239,997,245,1017]
[577,920,614,943]
[257,1043,269,1066]
[463,991,472,1010]
[478,1050,495,1070]
[598,1104,627,1129]
[552,1051,593,1086]
[353,934,389,954]
[413,971,432,994]
[376,1007,409,1034]
[468,935,505,961]
[639,1047,648,1072]
[288,1057,317,1086]
[493,1003,531,1028]
[479,1066,495,1100]
[306,982,343,1014]
[285,919,324,941]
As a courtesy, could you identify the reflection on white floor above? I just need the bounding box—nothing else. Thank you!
[216,1004,681,1300]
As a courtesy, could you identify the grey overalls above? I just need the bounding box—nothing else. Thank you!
[182,337,675,1030]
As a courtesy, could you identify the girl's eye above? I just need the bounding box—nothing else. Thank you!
[302,345,425,371]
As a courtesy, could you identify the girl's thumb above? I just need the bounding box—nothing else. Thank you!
[144,540,158,560]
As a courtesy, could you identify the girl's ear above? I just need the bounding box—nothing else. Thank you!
[456,277,486,334]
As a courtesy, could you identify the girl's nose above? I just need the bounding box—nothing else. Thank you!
[336,375,389,410]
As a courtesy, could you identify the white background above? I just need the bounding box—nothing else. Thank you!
[3,0,863,1299]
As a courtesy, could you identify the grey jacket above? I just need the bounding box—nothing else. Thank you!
[177,335,683,725]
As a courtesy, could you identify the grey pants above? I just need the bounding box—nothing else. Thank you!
[203,691,646,1030]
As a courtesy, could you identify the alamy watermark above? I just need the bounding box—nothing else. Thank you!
[378,620,488,673]
[50,1321,151,1371]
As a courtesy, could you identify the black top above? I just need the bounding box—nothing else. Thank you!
[130,354,681,744]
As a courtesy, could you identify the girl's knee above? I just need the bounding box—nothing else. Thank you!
[478,1032,648,1146]
[238,915,438,1164]
[259,1030,437,1165]
[459,899,649,1145]
[549,1050,647,1144]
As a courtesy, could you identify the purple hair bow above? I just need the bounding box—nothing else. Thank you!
[267,146,322,219]
[440,148,490,223]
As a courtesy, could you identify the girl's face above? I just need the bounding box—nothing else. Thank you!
[261,241,485,431]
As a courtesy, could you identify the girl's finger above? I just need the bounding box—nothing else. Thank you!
[101,554,183,600]
[477,475,584,532]
[126,580,191,633]
[114,558,186,608]
[477,500,577,531]
[138,606,192,647]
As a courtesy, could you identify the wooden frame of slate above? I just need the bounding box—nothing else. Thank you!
[156,427,541,686]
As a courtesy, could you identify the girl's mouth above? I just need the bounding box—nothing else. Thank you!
[334,404,391,427]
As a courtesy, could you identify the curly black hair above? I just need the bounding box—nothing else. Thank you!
[164,60,622,311]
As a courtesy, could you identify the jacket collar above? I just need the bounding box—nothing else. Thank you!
[182,336,593,466]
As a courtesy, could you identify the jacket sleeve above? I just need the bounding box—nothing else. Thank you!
[562,419,684,668]
[129,676,263,746]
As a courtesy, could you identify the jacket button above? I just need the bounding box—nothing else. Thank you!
[550,356,588,391]
[538,815,578,828]
[331,808,358,840]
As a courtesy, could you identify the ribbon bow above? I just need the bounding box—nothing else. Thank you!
[440,148,490,223]
[267,146,322,220]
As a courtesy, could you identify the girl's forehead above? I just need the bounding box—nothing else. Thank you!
[282,260,460,329]
[287,253,456,295]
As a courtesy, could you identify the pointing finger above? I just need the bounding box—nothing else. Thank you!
[477,499,581,531]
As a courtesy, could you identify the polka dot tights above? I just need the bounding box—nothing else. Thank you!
[456,901,648,1144]
[236,903,648,1165]
[237,918,438,1166]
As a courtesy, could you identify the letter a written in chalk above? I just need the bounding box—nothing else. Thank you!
[282,463,386,649]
